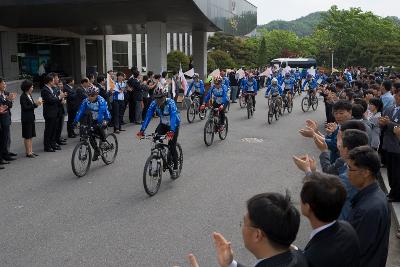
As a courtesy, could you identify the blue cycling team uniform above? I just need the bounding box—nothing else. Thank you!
[74,95,111,127]
[186,79,205,105]
[141,98,181,133]
[302,78,318,92]
[266,84,283,97]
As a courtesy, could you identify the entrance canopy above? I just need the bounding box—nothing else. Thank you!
[0,0,257,36]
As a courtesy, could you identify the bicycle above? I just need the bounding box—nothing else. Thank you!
[140,133,183,196]
[71,123,118,177]
[267,94,281,124]
[281,91,293,114]
[204,107,228,146]
[301,89,319,112]
[186,95,206,123]
[243,92,256,119]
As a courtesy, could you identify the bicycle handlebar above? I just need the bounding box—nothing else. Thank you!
[140,133,167,141]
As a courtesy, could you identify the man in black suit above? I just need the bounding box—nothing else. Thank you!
[127,70,144,124]
[63,77,78,138]
[0,77,17,163]
[41,74,65,152]
[301,172,360,267]
[52,73,67,146]
[180,192,309,267]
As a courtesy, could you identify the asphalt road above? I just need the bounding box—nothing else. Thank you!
[1,92,399,267]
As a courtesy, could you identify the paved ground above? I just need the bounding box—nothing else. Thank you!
[1,92,399,267]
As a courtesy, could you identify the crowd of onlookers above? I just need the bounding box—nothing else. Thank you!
[174,68,400,267]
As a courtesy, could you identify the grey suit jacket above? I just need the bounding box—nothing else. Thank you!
[381,105,400,153]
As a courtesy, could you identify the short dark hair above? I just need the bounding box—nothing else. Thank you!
[369,98,383,113]
[353,98,368,113]
[348,146,381,177]
[132,70,140,78]
[336,82,345,90]
[87,73,95,80]
[147,71,154,77]
[81,78,89,84]
[162,71,168,78]
[142,75,149,81]
[116,72,124,78]
[247,192,300,249]
[342,129,369,150]
[352,104,365,120]
[154,74,161,80]
[382,80,392,92]
[333,100,352,112]
[43,74,54,85]
[341,120,367,132]
[21,80,33,92]
[301,172,346,222]
[97,75,105,83]
[65,77,74,84]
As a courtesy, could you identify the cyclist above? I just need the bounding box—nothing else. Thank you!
[265,78,283,98]
[200,76,228,131]
[240,73,258,111]
[137,86,181,179]
[73,86,111,161]
[186,73,205,106]
[281,72,295,103]
[302,73,318,93]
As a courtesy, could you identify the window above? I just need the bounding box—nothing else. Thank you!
[141,34,146,67]
[112,40,128,72]
[132,34,137,68]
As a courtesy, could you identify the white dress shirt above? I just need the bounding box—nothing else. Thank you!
[309,221,336,240]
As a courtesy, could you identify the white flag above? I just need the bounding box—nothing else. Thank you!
[307,67,316,77]
[209,68,220,78]
[236,69,245,79]
[184,68,195,77]
[259,68,271,77]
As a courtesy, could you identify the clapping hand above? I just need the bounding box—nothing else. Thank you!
[306,119,318,132]
[394,126,400,139]
[313,134,328,152]
[379,116,390,126]
[172,254,200,267]
[299,126,315,138]
[292,154,312,173]
[213,232,234,267]
[325,123,338,134]
[0,104,8,114]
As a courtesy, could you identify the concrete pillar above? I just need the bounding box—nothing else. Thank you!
[146,21,167,74]
[136,34,142,71]
[192,31,207,79]
[128,37,133,69]
[167,33,171,54]
[178,33,183,52]
[0,32,19,80]
[173,33,177,51]
[79,37,87,78]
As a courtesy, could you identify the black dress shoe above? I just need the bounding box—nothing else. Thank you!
[0,165,4,169]
[53,146,61,151]
[26,154,35,158]
[57,142,67,146]
[32,152,39,157]
[3,156,15,161]
[0,160,10,165]
[68,134,77,138]
[8,152,17,157]
[119,129,126,132]
[44,148,55,152]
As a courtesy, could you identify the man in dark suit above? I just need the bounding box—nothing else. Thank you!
[127,70,144,124]
[182,192,309,267]
[347,147,390,267]
[0,77,17,162]
[379,86,400,202]
[63,77,78,138]
[301,172,360,267]
[41,74,64,152]
[52,73,67,146]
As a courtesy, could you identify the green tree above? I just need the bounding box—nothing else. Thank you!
[167,51,190,72]
[208,50,236,70]
[207,54,217,73]
[257,37,267,66]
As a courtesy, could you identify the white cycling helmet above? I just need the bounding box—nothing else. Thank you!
[272,78,278,85]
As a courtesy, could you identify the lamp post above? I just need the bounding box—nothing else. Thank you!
[331,49,334,73]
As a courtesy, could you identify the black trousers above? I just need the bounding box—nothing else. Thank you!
[0,121,10,157]
[55,114,65,142]
[155,124,179,170]
[212,102,226,125]
[128,99,136,123]
[118,100,125,125]
[386,151,400,199]
[67,109,77,136]
[325,102,335,123]
[44,117,57,149]
[142,97,151,121]
[111,101,120,131]
[244,94,256,107]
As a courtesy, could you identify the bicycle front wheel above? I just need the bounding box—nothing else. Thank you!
[204,120,214,146]
[143,155,162,196]
[301,97,310,112]
[101,133,118,165]
[312,96,319,111]
[71,141,92,177]
[187,104,196,123]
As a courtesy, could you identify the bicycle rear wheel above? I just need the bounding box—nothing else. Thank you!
[199,107,206,120]
[312,96,319,111]
[204,120,214,146]
[219,117,229,140]
[143,155,162,196]
[101,133,118,165]
[287,98,293,113]
[267,103,273,124]
[71,141,92,177]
